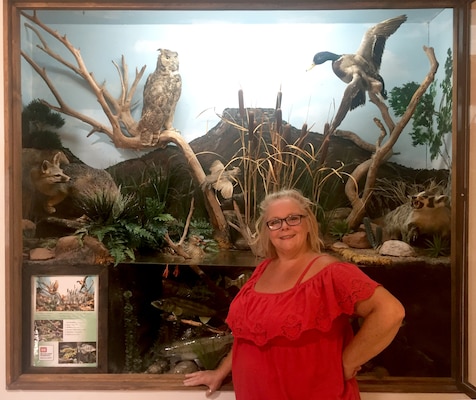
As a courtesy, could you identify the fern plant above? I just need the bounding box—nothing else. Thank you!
[75,191,174,265]
[137,196,175,250]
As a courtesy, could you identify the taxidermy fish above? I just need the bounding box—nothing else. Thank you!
[162,279,195,298]
[224,272,252,289]
[160,334,234,361]
[151,297,216,318]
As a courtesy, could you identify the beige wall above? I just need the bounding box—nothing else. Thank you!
[0,2,473,399]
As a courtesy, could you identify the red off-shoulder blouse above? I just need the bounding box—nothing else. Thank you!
[226,256,380,400]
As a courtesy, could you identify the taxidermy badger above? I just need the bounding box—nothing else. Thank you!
[382,191,451,244]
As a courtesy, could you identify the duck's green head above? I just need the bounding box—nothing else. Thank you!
[312,51,341,65]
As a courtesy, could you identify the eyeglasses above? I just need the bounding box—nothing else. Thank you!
[266,214,307,231]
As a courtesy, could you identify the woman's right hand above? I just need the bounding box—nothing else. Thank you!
[183,370,225,396]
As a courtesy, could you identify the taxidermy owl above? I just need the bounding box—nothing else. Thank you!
[138,49,182,145]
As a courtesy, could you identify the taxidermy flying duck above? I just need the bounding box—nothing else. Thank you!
[309,14,407,111]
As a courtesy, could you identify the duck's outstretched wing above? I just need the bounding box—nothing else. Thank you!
[356,14,407,70]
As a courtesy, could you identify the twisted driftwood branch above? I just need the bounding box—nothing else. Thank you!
[345,46,439,229]
[21,11,232,246]
[21,12,148,148]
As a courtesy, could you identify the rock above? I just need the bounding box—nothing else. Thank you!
[54,235,112,265]
[29,247,55,260]
[342,231,371,249]
[170,360,199,374]
[54,235,82,254]
[330,241,349,251]
[22,219,36,238]
[146,359,169,374]
[233,236,250,250]
[379,240,416,257]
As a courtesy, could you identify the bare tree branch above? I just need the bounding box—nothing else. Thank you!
[179,198,195,247]
[21,11,233,247]
[334,129,379,153]
[345,46,439,228]
[21,51,115,138]
[21,11,147,149]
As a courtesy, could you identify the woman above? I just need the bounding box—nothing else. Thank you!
[184,189,405,399]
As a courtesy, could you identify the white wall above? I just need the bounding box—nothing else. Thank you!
[1,4,473,400]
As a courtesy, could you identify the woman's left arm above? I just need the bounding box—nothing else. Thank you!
[342,286,405,380]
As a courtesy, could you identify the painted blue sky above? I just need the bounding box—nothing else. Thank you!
[21,9,452,169]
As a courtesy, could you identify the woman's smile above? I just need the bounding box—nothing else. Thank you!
[278,232,296,240]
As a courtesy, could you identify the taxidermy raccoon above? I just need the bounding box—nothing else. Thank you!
[25,150,119,218]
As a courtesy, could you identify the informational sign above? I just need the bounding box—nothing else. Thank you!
[31,275,98,367]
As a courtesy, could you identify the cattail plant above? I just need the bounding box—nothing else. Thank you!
[214,89,351,255]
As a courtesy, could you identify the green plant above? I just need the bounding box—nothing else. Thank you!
[139,196,177,250]
[188,219,219,253]
[329,219,352,241]
[186,218,214,238]
[122,290,142,373]
[75,191,174,265]
[22,98,64,148]
[389,48,452,169]
[425,234,450,258]
[165,216,218,253]
[363,216,382,249]
[315,205,331,237]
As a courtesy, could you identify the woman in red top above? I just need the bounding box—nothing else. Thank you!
[184,189,405,399]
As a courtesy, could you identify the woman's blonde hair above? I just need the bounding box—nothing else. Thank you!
[253,189,323,258]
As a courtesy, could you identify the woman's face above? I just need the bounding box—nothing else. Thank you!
[265,198,309,255]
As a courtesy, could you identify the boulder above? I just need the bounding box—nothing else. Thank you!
[379,240,416,257]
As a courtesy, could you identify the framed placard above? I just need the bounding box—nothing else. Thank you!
[23,264,108,373]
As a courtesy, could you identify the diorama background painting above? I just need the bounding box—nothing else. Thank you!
[21,8,452,170]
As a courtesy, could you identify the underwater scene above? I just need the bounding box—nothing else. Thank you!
[21,8,452,377]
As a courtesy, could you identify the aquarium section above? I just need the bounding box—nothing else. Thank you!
[106,262,450,376]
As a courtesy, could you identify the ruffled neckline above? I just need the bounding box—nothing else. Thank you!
[226,259,379,346]
[251,257,337,295]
